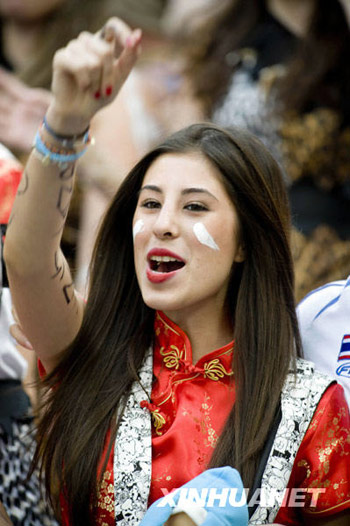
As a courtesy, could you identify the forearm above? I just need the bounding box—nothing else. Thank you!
[5,142,77,273]
[3,109,88,368]
[5,99,91,264]
[4,17,141,369]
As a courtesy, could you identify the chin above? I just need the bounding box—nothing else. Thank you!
[141,291,184,313]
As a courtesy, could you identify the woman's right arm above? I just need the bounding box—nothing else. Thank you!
[3,19,142,373]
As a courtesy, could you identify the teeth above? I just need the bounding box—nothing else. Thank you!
[150,256,181,262]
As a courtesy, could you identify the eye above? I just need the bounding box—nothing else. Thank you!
[141,199,161,209]
[184,202,209,212]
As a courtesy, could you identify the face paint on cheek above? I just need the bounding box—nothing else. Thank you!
[193,222,220,251]
[133,219,144,241]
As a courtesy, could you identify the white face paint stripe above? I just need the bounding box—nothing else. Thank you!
[193,222,219,251]
[133,219,144,240]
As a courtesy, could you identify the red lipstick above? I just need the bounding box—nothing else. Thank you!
[146,248,185,283]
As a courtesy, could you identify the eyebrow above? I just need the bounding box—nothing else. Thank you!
[139,185,218,200]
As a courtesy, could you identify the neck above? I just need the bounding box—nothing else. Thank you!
[267,0,316,37]
[164,305,233,363]
[2,19,43,71]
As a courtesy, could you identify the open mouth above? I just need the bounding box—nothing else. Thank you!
[149,256,185,273]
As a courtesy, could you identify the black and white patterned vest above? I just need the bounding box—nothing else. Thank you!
[113,352,332,525]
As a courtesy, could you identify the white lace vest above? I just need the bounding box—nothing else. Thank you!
[113,352,332,525]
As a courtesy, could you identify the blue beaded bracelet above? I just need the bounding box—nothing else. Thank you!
[34,131,88,166]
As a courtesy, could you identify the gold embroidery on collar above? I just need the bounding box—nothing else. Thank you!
[156,312,188,359]
[203,358,234,381]
[160,345,183,369]
[159,348,233,380]
[156,312,181,337]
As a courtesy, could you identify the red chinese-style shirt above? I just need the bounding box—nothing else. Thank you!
[58,311,350,525]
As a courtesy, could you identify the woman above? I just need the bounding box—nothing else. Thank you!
[3,17,350,526]
[189,0,350,302]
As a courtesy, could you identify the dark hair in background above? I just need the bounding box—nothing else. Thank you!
[32,123,301,525]
[190,0,350,121]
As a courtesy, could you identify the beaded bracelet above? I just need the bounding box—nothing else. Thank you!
[33,131,90,167]
[42,115,90,149]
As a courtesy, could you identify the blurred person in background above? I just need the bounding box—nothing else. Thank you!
[0,0,111,153]
[297,275,350,408]
[0,144,57,526]
[189,0,350,302]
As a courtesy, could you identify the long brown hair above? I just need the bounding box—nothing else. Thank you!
[33,123,301,525]
[189,0,350,119]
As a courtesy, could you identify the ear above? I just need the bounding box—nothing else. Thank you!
[234,243,245,263]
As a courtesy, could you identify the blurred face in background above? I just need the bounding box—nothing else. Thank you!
[161,0,232,38]
[0,0,65,21]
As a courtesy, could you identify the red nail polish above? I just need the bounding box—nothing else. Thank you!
[106,86,112,96]
[94,90,101,99]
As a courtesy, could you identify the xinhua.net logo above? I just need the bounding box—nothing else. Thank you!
[158,487,326,508]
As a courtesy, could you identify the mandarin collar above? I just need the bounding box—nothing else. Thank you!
[154,311,234,378]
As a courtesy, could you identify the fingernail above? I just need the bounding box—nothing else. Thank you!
[25,339,34,350]
[102,25,114,43]
[126,29,142,48]
[94,90,101,99]
[134,29,142,41]
[105,85,112,96]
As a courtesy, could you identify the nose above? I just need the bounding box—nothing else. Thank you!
[152,203,179,239]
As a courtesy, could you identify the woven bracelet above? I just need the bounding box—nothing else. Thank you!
[42,115,90,148]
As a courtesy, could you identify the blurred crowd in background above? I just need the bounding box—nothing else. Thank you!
[1,0,350,523]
